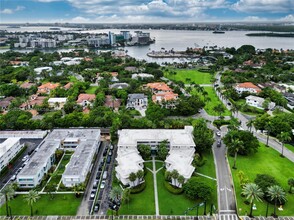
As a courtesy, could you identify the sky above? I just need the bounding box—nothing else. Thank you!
[0,0,294,23]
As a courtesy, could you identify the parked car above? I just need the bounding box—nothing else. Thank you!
[217,140,222,147]
[103,149,108,156]
[216,131,221,137]
[98,162,103,171]
[93,181,98,189]
[108,151,112,156]
[102,171,107,180]
[100,180,106,189]
[110,144,114,150]
[106,155,111,164]
[94,203,100,212]
[22,155,29,162]
[10,175,16,181]
[90,193,95,200]
[96,172,101,180]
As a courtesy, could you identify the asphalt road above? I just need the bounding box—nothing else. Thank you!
[212,127,237,214]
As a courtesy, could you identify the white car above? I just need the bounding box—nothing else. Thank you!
[216,131,221,137]
[22,155,29,162]
[10,175,17,181]
[100,180,106,189]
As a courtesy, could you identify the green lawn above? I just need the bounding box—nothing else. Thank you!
[157,169,217,215]
[164,68,213,85]
[0,194,82,216]
[285,144,294,154]
[228,143,294,216]
[192,87,231,116]
[85,86,99,94]
[197,151,216,179]
[119,171,155,215]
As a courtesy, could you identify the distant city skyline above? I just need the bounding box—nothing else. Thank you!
[0,0,293,23]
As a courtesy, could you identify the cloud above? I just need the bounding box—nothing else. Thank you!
[71,16,90,22]
[278,14,294,22]
[0,6,25,14]
[232,0,294,13]
[243,16,268,21]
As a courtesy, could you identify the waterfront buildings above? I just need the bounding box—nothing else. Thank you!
[0,138,23,172]
[115,126,195,187]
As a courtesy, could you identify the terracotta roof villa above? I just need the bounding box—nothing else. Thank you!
[20,95,46,110]
[146,82,172,93]
[37,82,60,94]
[77,94,96,108]
[235,82,261,94]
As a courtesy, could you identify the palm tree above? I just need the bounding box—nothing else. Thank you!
[109,186,123,203]
[136,170,144,185]
[288,178,294,193]
[128,172,137,187]
[24,190,40,216]
[246,119,254,133]
[267,185,287,217]
[170,169,179,186]
[0,184,15,216]
[177,175,185,188]
[230,138,244,169]
[277,132,291,157]
[121,188,131,208]
[242,183,264,217]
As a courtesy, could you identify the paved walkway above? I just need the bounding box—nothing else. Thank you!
[152,157,160,216]
[195,172,217,181]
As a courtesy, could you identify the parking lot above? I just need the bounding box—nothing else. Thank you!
[77,141,117,215]
[0,138,43,190]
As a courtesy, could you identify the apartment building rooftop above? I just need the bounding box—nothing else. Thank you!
[0,138,21,157]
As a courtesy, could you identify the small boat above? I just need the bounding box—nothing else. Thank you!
[213,31,225,34]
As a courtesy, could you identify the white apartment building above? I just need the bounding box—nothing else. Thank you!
[0,138,23,172]
[17,129,101,188]
[116,126,195,187]
[17,140,59,188]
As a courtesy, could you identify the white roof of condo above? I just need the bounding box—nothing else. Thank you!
[118,126,195,147]
[0,130,48,139]
[19,140,59,176]
[0,138,21,157]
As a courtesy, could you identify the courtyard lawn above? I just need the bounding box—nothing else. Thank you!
[119,171,155,215]
[0,194,82,216]
[164,68,213,85]
[85,86,99,94]
[228,143,294,216]
[192,87,231,116]
[197,151,216,179]
[157,169,217,215]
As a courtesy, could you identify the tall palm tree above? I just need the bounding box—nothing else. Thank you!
[288,178,294,193]
[246,120,254,133]
[24,190,40,216]
[128,172,137,187]
[177,175,185,188]
[230,138,244,169]
[0,184,15,216]
[267,185,287,217]
[109,186,123,203]
[242,183,264,217]
[170,169,179,186]
[277,132,291,157]
[136,170,144,185]
[121,188,131,208]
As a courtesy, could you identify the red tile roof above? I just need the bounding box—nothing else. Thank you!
[76,94,96,104]
[146,82,172,92]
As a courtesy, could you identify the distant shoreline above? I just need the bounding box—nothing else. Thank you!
[246,32,294,38]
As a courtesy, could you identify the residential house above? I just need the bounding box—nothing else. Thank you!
[245,95,275,110]
[283,93,294,110]
[146,82,173,94]
[125,66,139,73]
[104,95,121,111]
[19,95,46,110]
[126,94,148,109]
[37,82,60,94]
[63,82,73,90]
[48,97,67,110]
[109,83,129,89]
[147,82,178,107]
[132,73,154,80]
[77,94,96,108]
[20,82,36,89]
[110,72,119,82]
[234,82,261,94]
[34,67,52,75]
[0,97,14,111]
